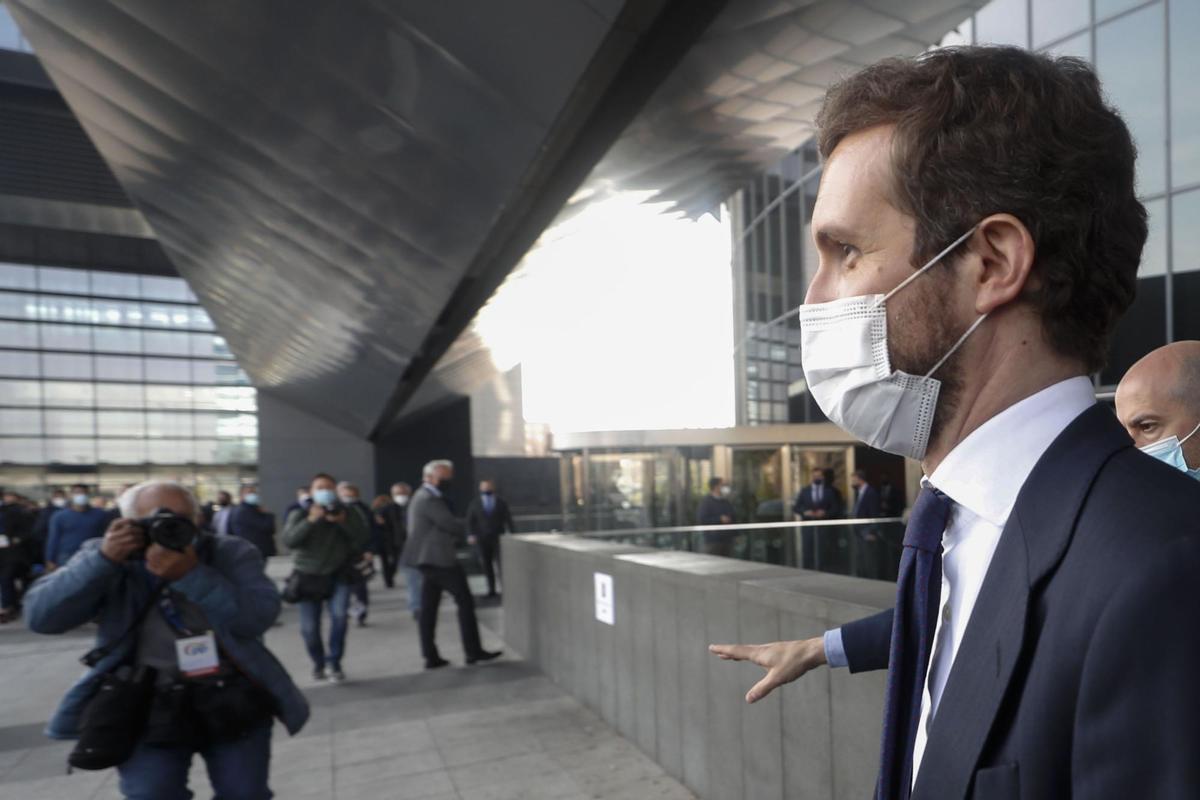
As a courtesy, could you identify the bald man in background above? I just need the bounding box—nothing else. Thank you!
[1115,341,1200,478]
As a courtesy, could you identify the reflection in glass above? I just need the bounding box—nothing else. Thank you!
[1097,3,1166,196]
[1171,0,1200,187]
[42,382,95,408]
[0,379,41,405]
[44,410,95,436]
[0,350,39,377]
[0,409,42,435]
[93,299,144,327]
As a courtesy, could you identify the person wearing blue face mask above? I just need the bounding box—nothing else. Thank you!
[1116,341,1200,480]
[226,483,277,559]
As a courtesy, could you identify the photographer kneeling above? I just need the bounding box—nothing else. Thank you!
[24,480,308,800]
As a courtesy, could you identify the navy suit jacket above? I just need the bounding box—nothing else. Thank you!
[840,404,1200,798]
[852,484,882,518]
[793,484,843,519]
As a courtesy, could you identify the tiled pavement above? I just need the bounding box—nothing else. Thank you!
[0,559,695,800]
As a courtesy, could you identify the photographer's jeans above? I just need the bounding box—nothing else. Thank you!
[404,565,423,614]
[117,721,272,799]
[298,581,351,670]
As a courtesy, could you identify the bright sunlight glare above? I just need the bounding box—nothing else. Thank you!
[472,192,735,434]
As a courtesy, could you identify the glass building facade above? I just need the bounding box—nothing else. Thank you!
[731,0,1200,422]
[0,263,257,501]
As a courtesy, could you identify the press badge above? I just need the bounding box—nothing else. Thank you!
[175,632,220,677]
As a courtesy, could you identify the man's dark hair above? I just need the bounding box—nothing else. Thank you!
[69,483,88,493]
[708,477,723,491]
[853,469,869,481]
[311,472,335,484]
[816,46,1145,373]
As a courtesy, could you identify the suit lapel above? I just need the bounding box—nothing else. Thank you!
[912,405,1132,799]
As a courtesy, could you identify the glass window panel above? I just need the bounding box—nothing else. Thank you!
[141,303,176,328]
[194,439,220,465]
[37,266,89,295]
[44,410,95,435]
[45,438,97,464]
[0,438,45,463]
[95,355,143,381]
[146,411,193,438]
[195,387,255,412]
[93,326,142,354]
[145,385,194,410]
[214,412,257,438]
[193,412,218,437]
[90,271,141,298]
[39,323,91,351]
[42,353,93,380]
[0,291,31,318]
[98,439,146,465]
[42,382,95,407]
[0,409,42,434]
[190,308,214,331]
[95,383,145,409]
[0,379,41,405]
[1032,0,1089,48]
[144,358,192,383]
[190,333,231,357]
[1042,30,1090,62]
[0,320,38,348]
[143,331,191,356]
[975,0,1029,46]
[140,276,191,301]
[1171,0,1200,187]
[147,439,194,464]
[93,299,143,327]
[1141,197,1168,277]
[97,411,146,437]
[1097,0,1149,20]
[1097,4,1167,196]
[0,350,38,377]
[1174,188,1200,273]
[0,264,36,290]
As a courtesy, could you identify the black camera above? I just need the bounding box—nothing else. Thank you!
[321,499,345,516]
[135,508,199,552]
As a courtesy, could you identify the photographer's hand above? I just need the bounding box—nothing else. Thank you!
[100,518,144,563]
[307,504,326,523]
[146,544,199,583]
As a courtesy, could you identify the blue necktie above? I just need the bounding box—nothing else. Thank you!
[877,487,953,799]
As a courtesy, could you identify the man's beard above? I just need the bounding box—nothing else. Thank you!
[888,268,967,453]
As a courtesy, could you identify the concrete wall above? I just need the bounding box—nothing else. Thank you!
[502,534,891,800]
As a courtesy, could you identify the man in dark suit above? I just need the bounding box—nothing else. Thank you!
[794,470,844,569]
[464,479,515,599]
[226,483,277,559]
[850,470,881,518]
[710,47,1200,798]
[792,472,840,520]
[877,473,904,518]
[696,477,737,556]
[401,460,500,669]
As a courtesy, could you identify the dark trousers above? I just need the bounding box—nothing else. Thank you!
[475,536,501,595]
[380,547,399,588]
[0,559,27,610]
[418,564,483,662]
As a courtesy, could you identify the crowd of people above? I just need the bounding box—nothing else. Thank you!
[0,461,517,797]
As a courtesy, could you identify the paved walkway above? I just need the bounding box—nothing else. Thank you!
[0,558,695,800]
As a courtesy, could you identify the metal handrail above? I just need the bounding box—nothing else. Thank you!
[575,516,904,538]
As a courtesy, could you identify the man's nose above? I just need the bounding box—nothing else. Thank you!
[804,266,834,305]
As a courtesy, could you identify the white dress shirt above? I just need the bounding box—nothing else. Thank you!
[822,376,1096,786]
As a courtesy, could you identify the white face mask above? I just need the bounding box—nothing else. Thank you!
[51,497,67,508]
[72,493,89,507]
[798,226,986,461]
[719,485,732,498]
[1139,421,1200,477]
[393,494,409,506]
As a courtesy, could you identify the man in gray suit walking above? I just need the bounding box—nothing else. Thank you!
[400,460,501,670]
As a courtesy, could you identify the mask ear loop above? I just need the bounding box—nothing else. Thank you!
[1179,420,1200,446]
[874,225,979,309]
[923,313,989,379]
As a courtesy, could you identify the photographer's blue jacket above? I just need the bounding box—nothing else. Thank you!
[23,535,309,739]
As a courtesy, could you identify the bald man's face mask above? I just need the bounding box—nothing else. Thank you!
[1139,421,1200,479]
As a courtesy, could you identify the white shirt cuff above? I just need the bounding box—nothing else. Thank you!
[823,627,848,669]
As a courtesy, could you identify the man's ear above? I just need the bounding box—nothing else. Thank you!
[971,213,1035,314]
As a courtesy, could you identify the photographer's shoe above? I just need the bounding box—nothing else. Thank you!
[466,650,502,665]
[425,657,450,670]
[328,668,346,684]
[312,667,326,682]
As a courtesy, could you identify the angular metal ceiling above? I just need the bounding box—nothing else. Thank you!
[8,0,982,437]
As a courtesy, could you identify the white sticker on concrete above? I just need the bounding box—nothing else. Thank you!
[594,572,614,625]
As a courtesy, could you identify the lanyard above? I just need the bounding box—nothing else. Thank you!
[156,589,195,637]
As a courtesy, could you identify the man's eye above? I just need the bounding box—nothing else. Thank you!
[839,242,857,259]
[1140,422,1158,434]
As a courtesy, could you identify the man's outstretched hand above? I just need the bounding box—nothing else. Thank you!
[708,637,827,703]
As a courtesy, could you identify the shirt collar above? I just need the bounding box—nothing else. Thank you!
[422,482,441,497]
[927,376,1096,527]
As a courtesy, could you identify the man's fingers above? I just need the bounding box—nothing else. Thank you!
[746,669,783,704]
[708,643,757,661]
